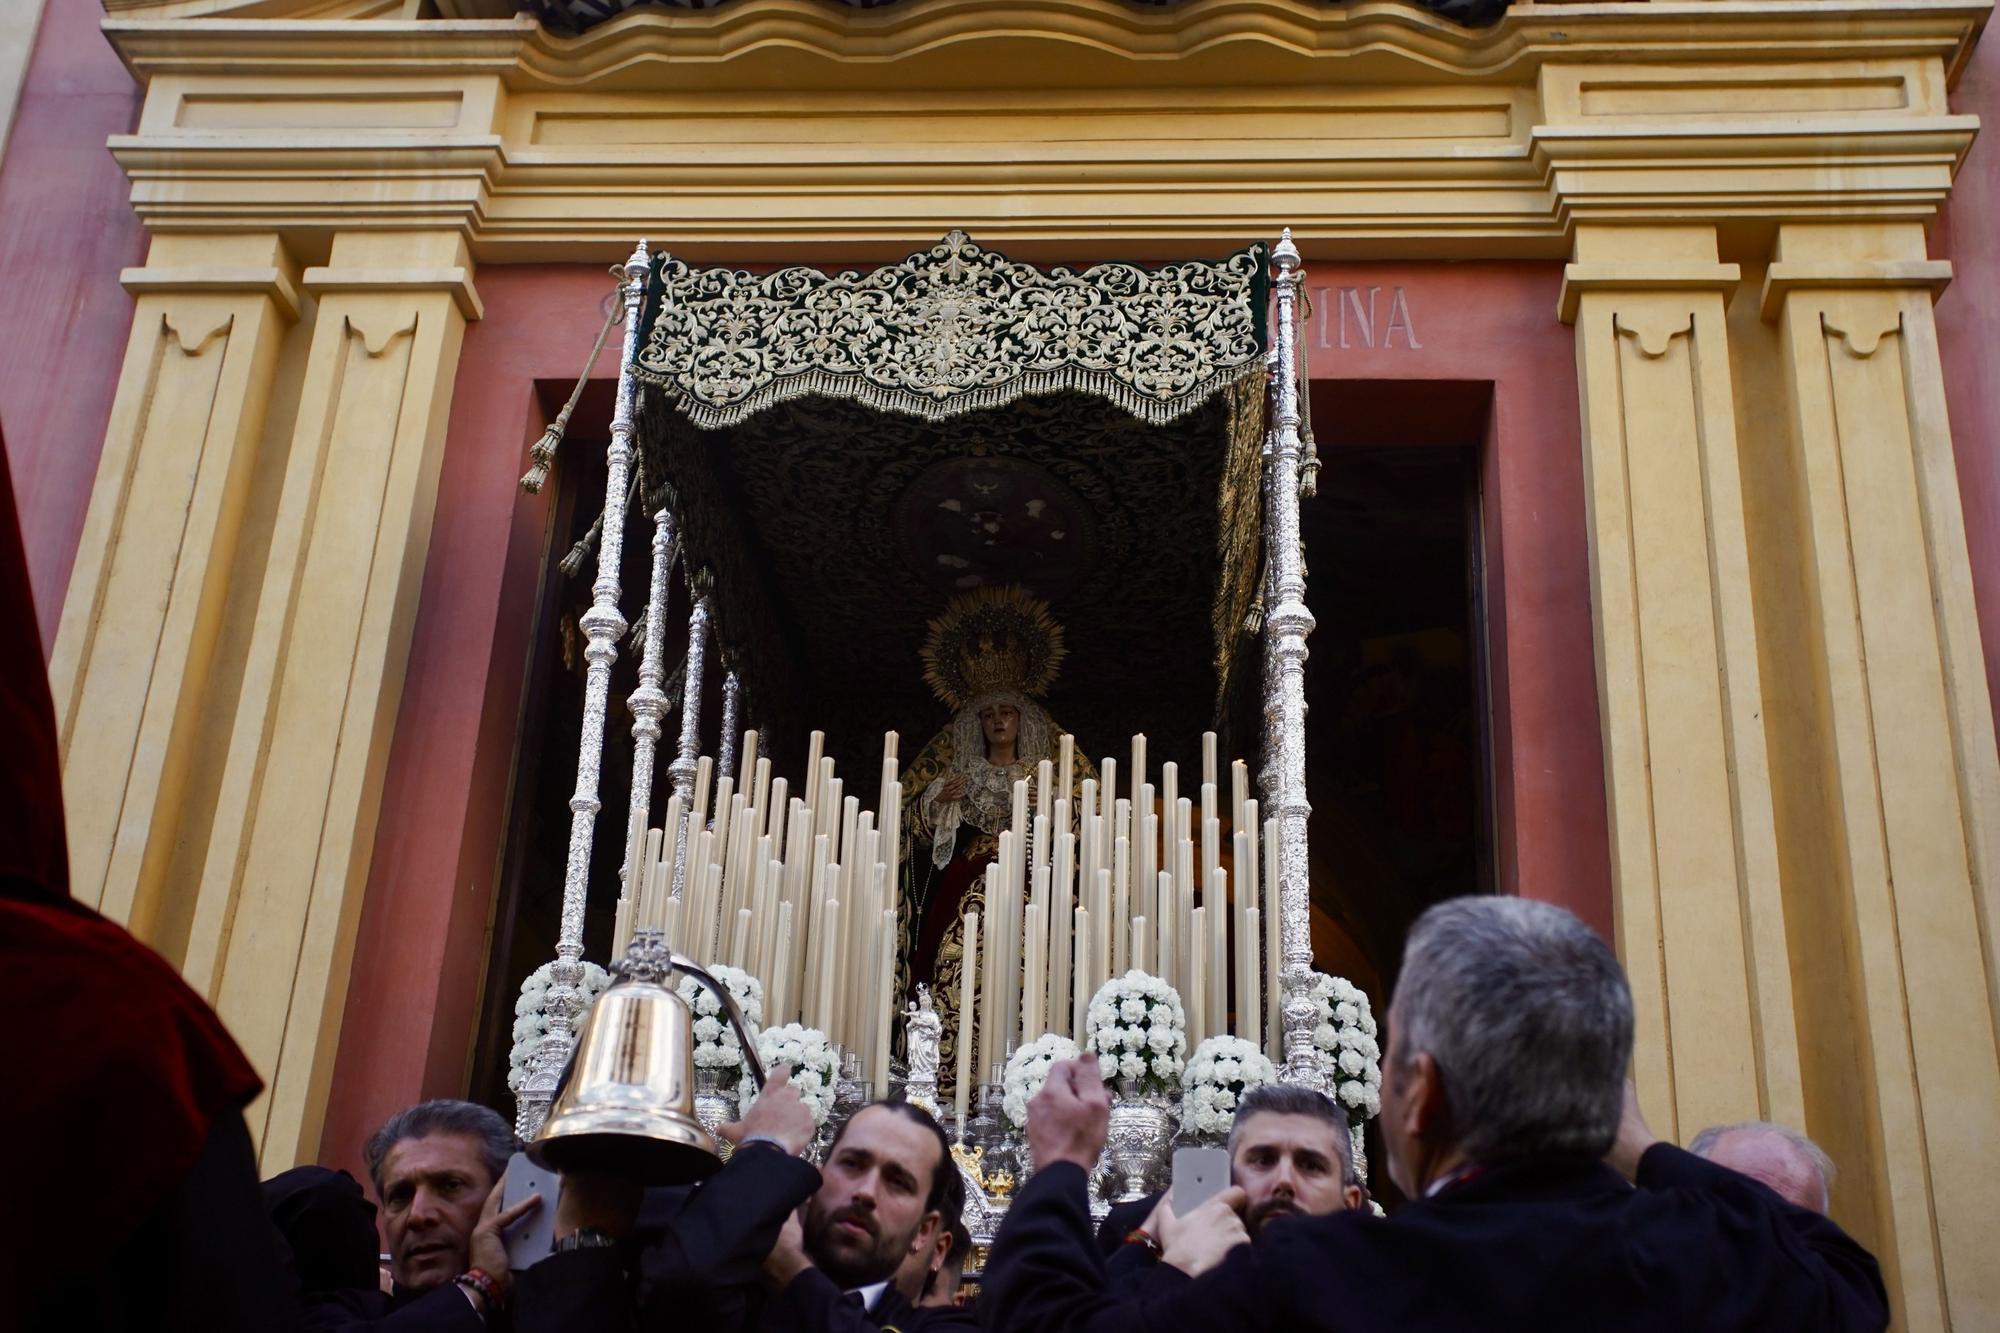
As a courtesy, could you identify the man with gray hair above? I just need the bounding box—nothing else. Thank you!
[986,896,1889,1332]
[1691,1121,1836,1214]
[307,1098,538,1329]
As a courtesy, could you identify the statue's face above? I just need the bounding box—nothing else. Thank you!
[980,703,1020,750]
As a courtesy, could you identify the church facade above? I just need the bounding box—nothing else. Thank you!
[4,0,2000,1327]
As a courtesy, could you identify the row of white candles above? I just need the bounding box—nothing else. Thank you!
[952,731,1284,1126]
[614,729,908,1097]
[608,726,1287,1122]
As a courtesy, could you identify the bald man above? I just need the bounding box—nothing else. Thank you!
[1689,1122,1835,1214]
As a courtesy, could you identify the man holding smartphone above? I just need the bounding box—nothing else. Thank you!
[1100,1085,1364,1283]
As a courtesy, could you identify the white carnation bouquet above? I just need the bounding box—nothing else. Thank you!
[676,963,765,1072]
[1180,1035,1279,1136]
[1003,1033,1080,1128]
[1307,971,1382,1120]
[1083,970,1188,1097]
[737,1023,841,1127]
[507,960,612,1093]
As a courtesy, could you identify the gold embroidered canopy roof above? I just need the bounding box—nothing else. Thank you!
[631,231,1270,429]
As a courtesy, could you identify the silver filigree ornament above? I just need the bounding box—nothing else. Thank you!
[631,231,1267,429]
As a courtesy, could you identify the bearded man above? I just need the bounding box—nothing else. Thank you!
[763,1101,975,1332]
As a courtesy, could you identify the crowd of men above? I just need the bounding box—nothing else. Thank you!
[250,896,1880,1333]
[0,437,1888,1332]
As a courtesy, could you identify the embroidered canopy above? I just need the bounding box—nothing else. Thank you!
[631,231,1269,430]
[627,233,1272,757]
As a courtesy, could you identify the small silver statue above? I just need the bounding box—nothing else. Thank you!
[904,985,943,1114]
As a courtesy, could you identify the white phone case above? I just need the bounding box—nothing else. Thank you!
[1171,1146,1232,1215]
[501,1151,561,1271]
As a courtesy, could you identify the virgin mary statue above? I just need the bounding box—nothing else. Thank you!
[898,586,1094,1095]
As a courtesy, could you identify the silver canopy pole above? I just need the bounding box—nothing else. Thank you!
[517,239,650,1139]
[1263,231,1328,1094]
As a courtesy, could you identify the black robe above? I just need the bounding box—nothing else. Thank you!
[981,1146,1888,1333]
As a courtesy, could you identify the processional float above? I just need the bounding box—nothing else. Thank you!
[510,230,1370,1242]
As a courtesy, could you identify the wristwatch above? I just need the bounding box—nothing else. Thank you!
[555,1227,619,1252]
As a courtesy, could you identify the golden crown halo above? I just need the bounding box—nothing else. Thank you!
[920,585,1067,712]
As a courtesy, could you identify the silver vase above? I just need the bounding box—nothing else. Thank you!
[693,1065,740,1162]
[1102,1082,1175,1202]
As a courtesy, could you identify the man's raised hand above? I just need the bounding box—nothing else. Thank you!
[722,1063,814,1156]
[1026,1053,1111,1171]
[1156,1186,1249,1278]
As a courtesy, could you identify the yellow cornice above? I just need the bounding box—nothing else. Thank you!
[95,0,1991,261]
[103,0,1992,93]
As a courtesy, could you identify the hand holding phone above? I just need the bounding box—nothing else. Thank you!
[1171,1146,1232,1215]
[501,1151,561,1271]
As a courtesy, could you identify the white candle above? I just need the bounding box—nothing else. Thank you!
[1210,867,1229,1042]
[1112,836,1130,975]
[613,897,635,963]
[1034,760,1053,865]
[1131,913,1148,975]
[1023,903,1044,1040]
[731,907,753,972]
[1231,759,1249,844]
[1157,870,1176,990]
[1073,906,1091,1042]
[816,899,839,1032]
[691,756,714,848]
[1189,906,1207,1048]
[1234,831,1253,1037]
[1059,733,1075,813]
[875,906,896,1098]
[1130,733,1147,806]
[804,729,825,812]
[766,777,788,851]
[1092,867,1112,995]
[741,729,760,797]
[772,899,794,1022]
[957,911,980,1127]
[1202,731,1218,794]
[978,863,1002,1088]
[1242,907,1261,1042]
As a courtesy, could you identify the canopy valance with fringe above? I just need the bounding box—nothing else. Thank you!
[631,231,1269,431]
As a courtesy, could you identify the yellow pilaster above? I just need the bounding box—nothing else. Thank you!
[51,233,299,944]
[1763,221,2000,1332]
[181,230,479,1169]
[1561,224,1805,1144]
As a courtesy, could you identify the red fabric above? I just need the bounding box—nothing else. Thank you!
[0,425,263,1307]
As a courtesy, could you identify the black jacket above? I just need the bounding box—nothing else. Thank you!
[982,1145,1887,1333]
[765,1268,978,1333]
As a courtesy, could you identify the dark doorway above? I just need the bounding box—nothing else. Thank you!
[1300,379,1494,1009]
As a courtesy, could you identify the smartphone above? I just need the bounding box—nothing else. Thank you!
[1171,1146,1232,1215]
[501,1150,561,1271]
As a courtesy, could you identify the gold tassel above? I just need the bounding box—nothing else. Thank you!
[520,267,628,496]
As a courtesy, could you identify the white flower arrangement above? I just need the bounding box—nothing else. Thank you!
[737,1023,842,1127]
[1003,1033,1080,1128]
[507,960,613,1094]
[1180,1035,1279,1136]
[1083,970,1188,1097]
[1307,971,1382,1120]
[675,963,766,1072]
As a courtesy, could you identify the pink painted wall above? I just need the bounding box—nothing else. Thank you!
[1300,263,1611,937]
[1936,33,2000,739]
[0,0,142,651]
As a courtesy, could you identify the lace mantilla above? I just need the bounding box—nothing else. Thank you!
[632,231,1268,428]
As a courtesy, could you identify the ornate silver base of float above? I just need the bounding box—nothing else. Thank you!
[1101,1089,1177,1203]
[693,1067,739,1162]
